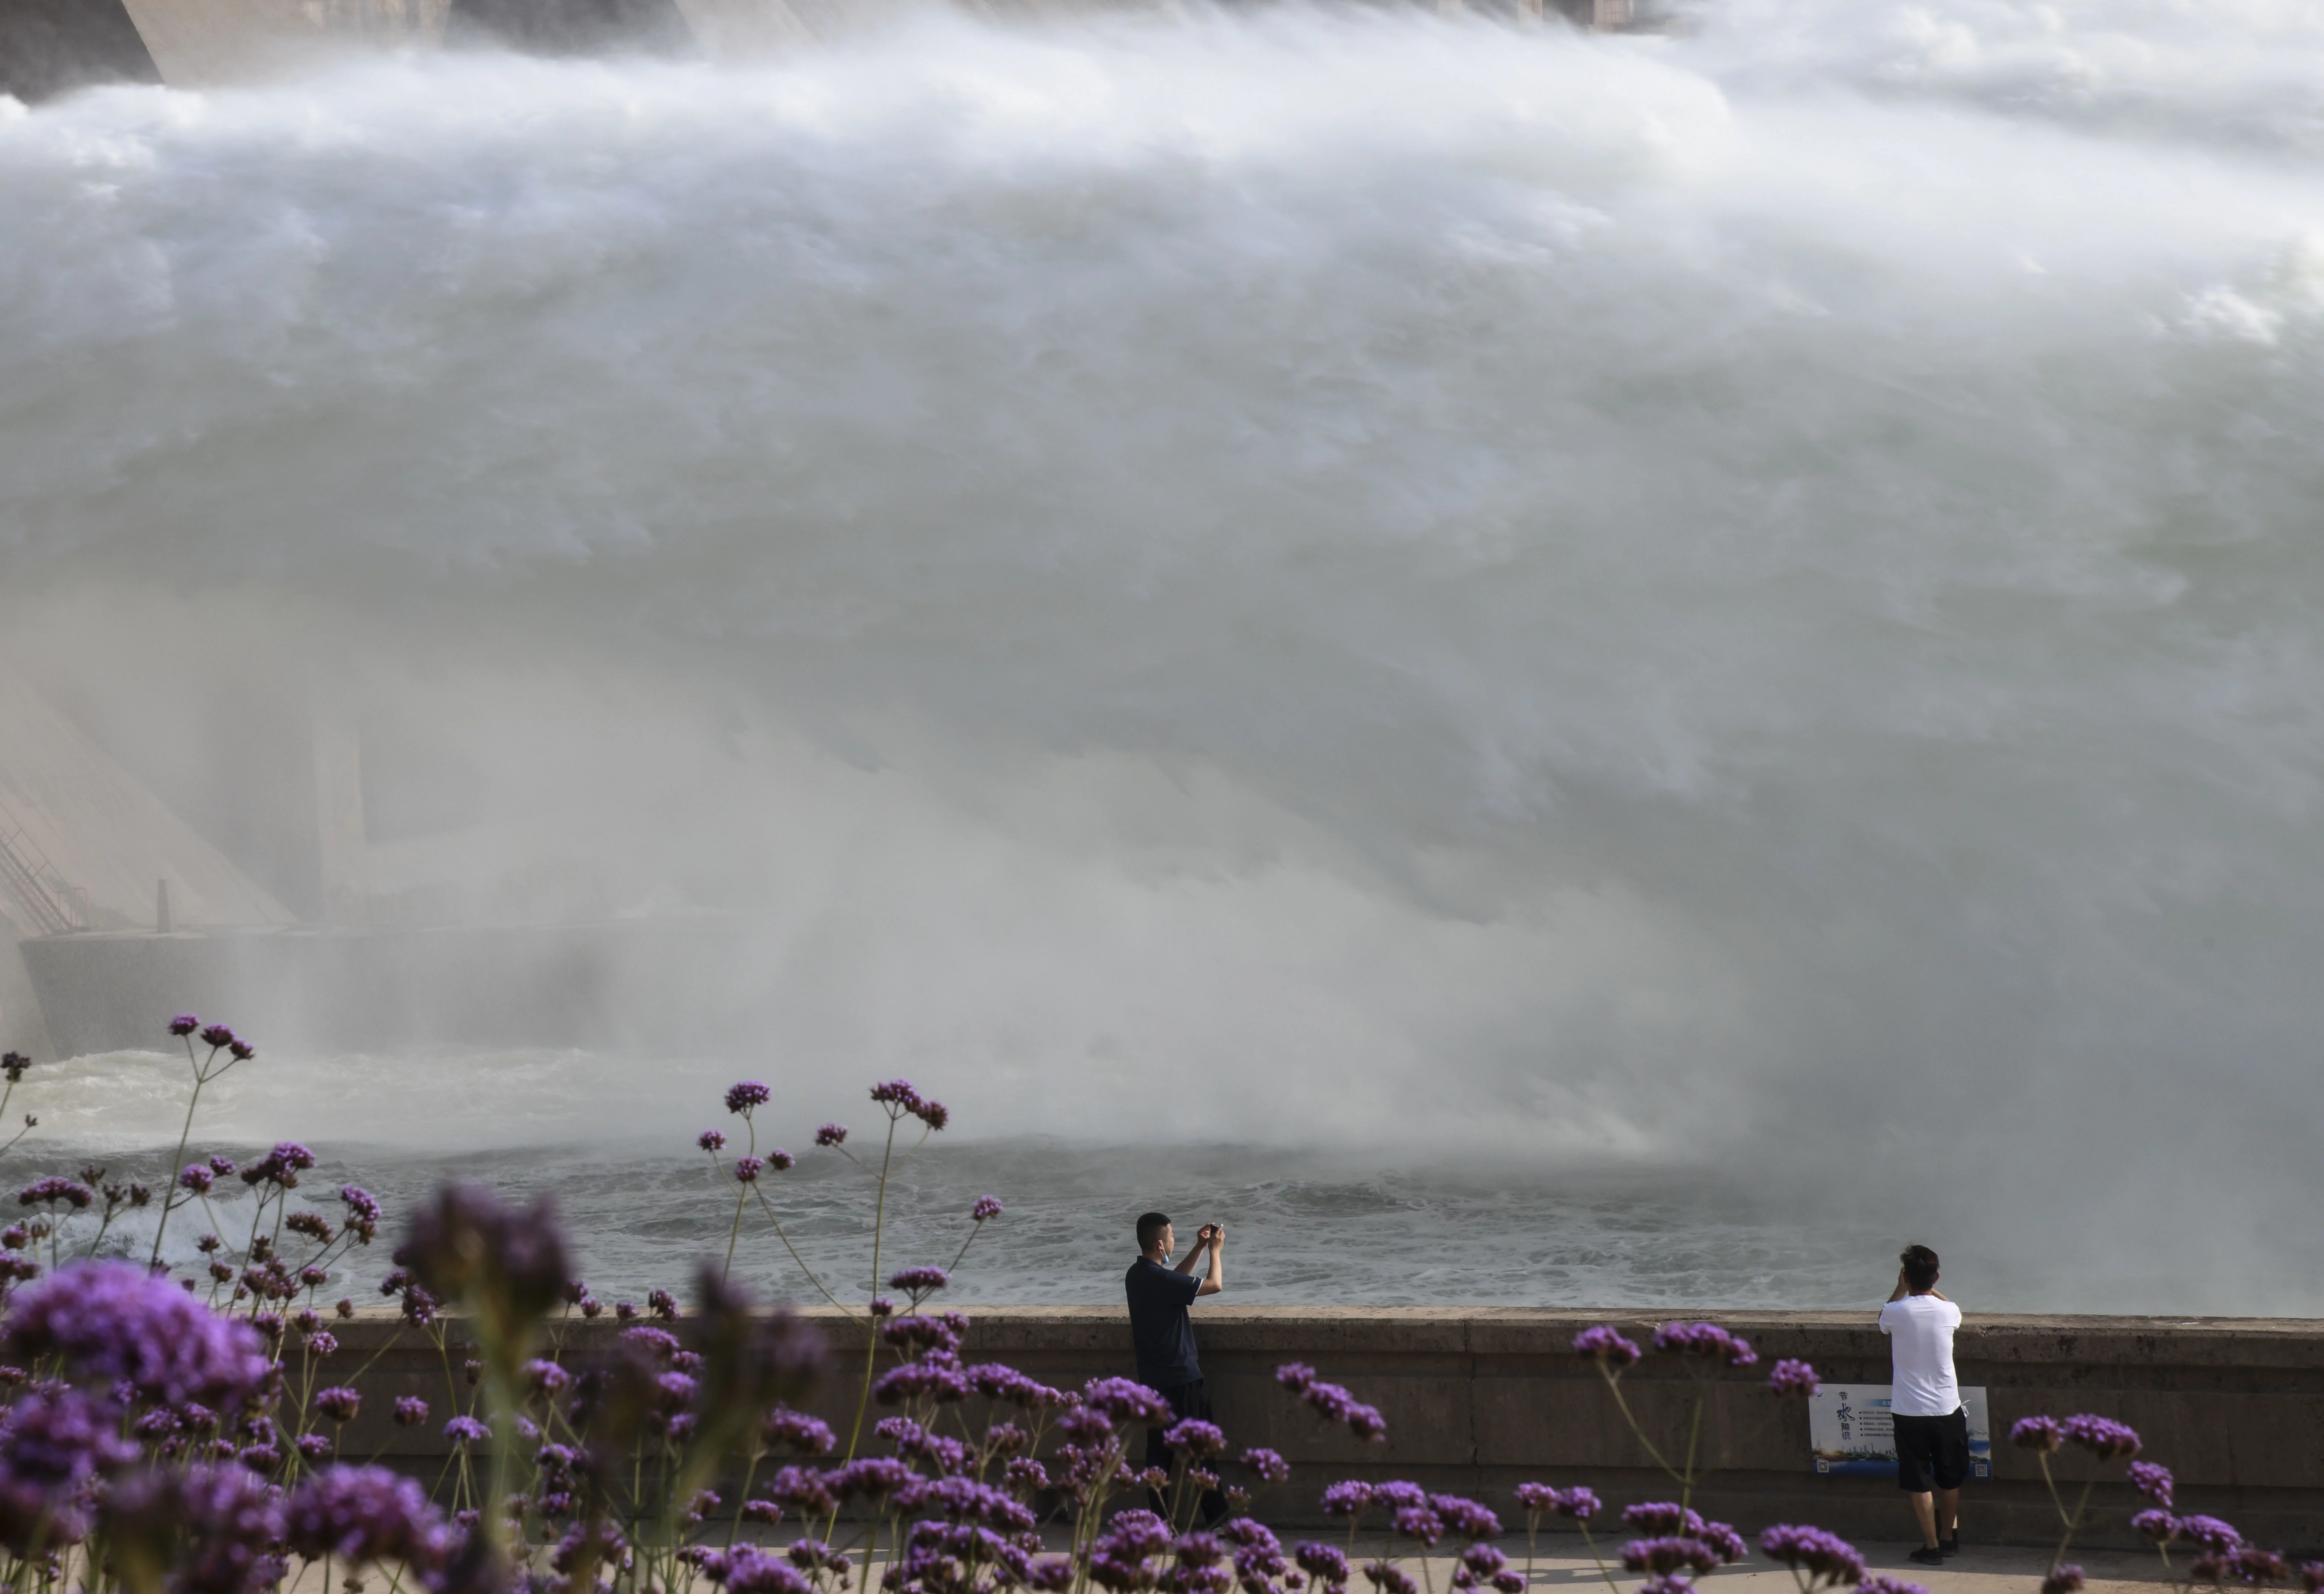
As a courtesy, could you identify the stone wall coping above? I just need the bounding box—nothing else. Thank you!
[325,1304,2324,1366]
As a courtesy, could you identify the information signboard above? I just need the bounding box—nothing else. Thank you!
[1807,1385,1991,1478]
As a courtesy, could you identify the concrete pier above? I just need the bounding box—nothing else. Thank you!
[312,1307,2324,1552]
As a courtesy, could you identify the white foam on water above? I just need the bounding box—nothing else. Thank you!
[2,0,2323,1307]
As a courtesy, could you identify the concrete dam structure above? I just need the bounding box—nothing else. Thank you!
[0,658,769,1060]
[3,0,1634,101]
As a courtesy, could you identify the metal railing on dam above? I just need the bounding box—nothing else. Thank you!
[312,1307,2324,1551]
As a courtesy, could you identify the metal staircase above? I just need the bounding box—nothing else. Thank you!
[0,805,87,938]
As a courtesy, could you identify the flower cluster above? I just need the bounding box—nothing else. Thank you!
[2060,1413,2141,1459]
[1759,1524,1865,1589]
[402,1183,571,1327]
[1653,1322,1757,1368]
[724,1082,771,1116]
[4,1263,271,1408]
[1768,1358,1819,1396]
[1516,1483,1601,1521]
[1573,1325,1643,1367]
[1272,1363,1386,1441]
[0,1014,2251,1594]
[2010,1415,2063,1451]
[868,1080,950,1132]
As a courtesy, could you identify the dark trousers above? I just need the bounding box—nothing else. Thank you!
[1144,1378,1228,1525]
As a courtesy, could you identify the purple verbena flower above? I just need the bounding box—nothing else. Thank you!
[1463,1545,1509,1578]
[104,1460,286,1594]
[0,1385,139,1550]
[2130,1462,2175,1506]
[2181,1517,2244,1553]
[402,1184,570,1322]
[1321,1481,1375,1517]
[1164,1419,1226,1457]
[3,1261,271,1407]
[1622,1539,1722,1577]
[1239,1446,1290,1483]
[1552,1487,1602,1522]
[315,1387,361,1422]
[2061,1413,2141,1459]
[285,1464,447,1571]
[1654,1321,1756,1366]
[972,1195,1004,1221]
[763,1407,835,1454]
[874,1362,968,1405]
[724,1082,771,1116]
[765,1149,794,1171]
[2042,1567,2085,1594]
[2221,1550,2289,1586]
[170,1015,201,1037]
[1298,1545,1351,1583]
[1574,1326,1643,1367]
[869,1080,923,1112]
[1758,1524,1864,1587]
[199,1025,235,1050]
[1431,1495,1501,1540]
[698,1129,726,1153]
[711,1544,815,1594]
[815,1123,847,1148]
[1083,1376,1174,1426]
[1769,1358,1819,1396]
[734,1156,764,1183]
[443,1416,489,1447]
[2011,1416,2065,1452]
[393,1397,428,1428]
[1701,1522,1749,1563]
[178,1165,215,1195]
[16,1177,91,1210]
[2133,1512,2181,1544]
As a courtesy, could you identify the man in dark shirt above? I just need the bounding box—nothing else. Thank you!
[1125,1210,1226,1523]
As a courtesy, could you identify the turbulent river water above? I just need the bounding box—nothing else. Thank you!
[4,0,2324,1312]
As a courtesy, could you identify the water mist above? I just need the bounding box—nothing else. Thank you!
[2,0,2321,1307]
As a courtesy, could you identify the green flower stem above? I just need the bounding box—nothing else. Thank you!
[843,1111,902,1463]
[1598,1363,1681,1482]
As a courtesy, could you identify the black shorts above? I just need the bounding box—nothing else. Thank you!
[1892,1409,1971,1492]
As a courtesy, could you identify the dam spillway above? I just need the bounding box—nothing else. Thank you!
[4,0,2324,1315]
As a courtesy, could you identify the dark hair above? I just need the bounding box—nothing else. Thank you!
[1900,1244,1941,1291]
[1136,1212,1171,1252]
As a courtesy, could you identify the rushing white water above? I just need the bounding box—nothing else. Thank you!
[4,0,2324,1308]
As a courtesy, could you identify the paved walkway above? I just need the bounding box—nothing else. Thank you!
[1510,1547,2168,1594]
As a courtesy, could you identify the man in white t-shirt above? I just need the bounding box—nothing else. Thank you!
[1879,1244,1965,1567]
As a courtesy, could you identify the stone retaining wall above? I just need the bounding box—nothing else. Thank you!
[319,1307,2324,1553]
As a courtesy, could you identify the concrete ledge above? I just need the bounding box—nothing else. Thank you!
[304,1307,2324,1554]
